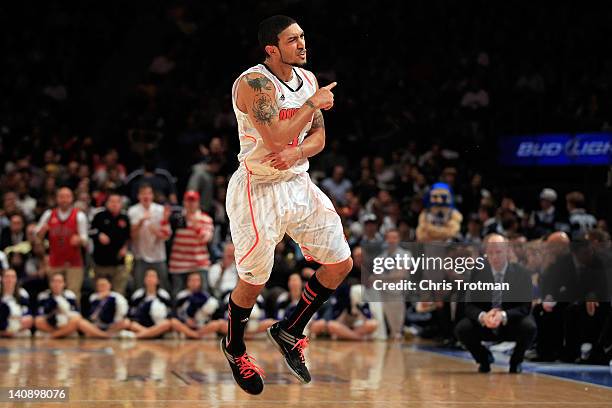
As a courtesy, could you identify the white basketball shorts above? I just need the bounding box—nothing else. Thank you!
[226,167,351,285]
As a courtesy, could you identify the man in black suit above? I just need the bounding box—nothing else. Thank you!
[455,234,536,373]
[540,234,609,362]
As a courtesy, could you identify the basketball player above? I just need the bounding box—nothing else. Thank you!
[220,15,353,395]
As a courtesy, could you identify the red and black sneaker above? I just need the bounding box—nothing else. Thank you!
[220,337,265,395]
[267,322,311,383]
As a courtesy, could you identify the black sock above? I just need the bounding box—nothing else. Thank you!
[280,273,334,337]
[226,295,253,355]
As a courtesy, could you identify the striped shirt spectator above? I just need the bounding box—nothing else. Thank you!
[168,191,214,296]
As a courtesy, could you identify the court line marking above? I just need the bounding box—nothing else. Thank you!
[62,401,612,405]
[410,345,612,391]
[171,370,191,385]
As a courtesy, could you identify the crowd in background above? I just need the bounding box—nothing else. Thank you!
[0,1,611,365]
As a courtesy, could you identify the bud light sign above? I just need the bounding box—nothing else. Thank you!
[499,133,612,166]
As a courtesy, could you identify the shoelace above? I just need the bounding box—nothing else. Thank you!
[235,354,265,379]
[291,337,309,363]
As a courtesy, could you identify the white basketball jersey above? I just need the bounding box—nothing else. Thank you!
[231,64,317,178]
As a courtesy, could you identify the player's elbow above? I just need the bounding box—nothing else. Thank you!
[318,137,325,151]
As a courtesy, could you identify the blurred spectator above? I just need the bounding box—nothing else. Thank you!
[170,272,223,339]
[565,191,597,239]
[539,235,608,362]
[479,204,499,236]
[35,187,88,302]
[372,157,395,190]
[15,181,36,222]
[93,149,127,188]
[1,192,22,228]
[274,272,303,321]
[187,161,215,214]
[376,229,411,340]
[0,214,26,250]
[0,268,33,337]
[462,173,490,215]
[125,159,178,204]
[321,165,352,206]
[463,215,483,244]
[34,273,81,339]
[0,250,8,272]
[360,214,383,246]
[127,269,173,339]
[380,202,402,236]
[324,285,378,341]
[128,184,171,292]
[77,276,131,339]
[460,77,489,111]
[168,191,214,297]
[207,242,238,300]
[529,188,560,238]
[90,193,131,295]
[346,246,363,285]
[21,240,48,302]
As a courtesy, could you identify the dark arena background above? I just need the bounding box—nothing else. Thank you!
[1,1,612,407]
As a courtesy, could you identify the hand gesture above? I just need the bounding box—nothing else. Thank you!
[308,82,337,110]
[69,234,82,247]
[99,232,110,245]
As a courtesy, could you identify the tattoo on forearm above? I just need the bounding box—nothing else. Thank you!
[245,75,273,92]
[252,93,277,125]
[311,109,325,130]
[305,100,315,109]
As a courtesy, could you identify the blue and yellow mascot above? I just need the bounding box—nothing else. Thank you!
[416,182,463,242]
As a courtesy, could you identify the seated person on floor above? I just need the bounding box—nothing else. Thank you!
[78,276,132,338]
[171,271,223,339]
[0,268,33,337]
[310,284,378,340]
[128,268,173,339]
[35,272,81,338]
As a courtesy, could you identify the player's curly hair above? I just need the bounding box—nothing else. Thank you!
[258,15,297,59]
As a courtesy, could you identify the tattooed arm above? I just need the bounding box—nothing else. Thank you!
[236,72,336,152]
[261,109,326,170]
[299,109,325,158]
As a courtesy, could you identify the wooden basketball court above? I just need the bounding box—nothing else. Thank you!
[0,338,610,407]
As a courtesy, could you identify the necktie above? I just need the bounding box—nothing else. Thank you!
[492,272,503,309]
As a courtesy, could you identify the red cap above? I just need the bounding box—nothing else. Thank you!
[183,191,200,201]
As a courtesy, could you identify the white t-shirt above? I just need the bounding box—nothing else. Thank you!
[128,203,167,263]
[0,251,8,270]
[207,262,238,296]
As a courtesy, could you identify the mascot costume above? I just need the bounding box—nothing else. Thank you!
[416,182,463,242]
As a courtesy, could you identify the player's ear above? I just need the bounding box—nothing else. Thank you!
[265,44,277,58]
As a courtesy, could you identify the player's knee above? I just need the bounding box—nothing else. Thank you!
[343,257,353,274]
[233,279,264,306]
[324,257,353,279]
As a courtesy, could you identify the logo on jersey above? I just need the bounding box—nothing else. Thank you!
[279,108,299,121]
